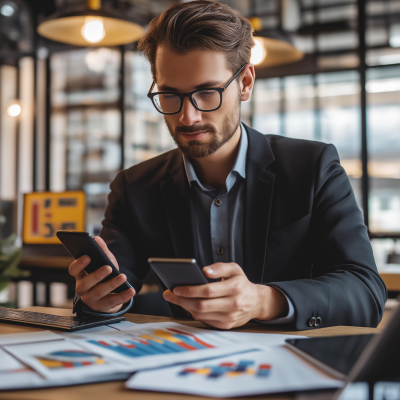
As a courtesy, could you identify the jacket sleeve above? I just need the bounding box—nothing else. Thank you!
[270,144,387,330]
[74,170,150,316]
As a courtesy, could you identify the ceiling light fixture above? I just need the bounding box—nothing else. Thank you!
[1,4,15,17]
[7,103,21,117]
[249,17,303,68]
[81,17,105,43]
[251,38,267,65]
[37,0,143,46]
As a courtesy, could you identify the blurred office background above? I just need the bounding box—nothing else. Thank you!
[0,0,399,310]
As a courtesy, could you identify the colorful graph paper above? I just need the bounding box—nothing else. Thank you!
[36,350,105,369]
[178,360,272,379]
[88,327,215,358]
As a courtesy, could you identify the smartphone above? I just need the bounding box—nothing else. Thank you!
[147,258,209,291]
[56,231,133,293]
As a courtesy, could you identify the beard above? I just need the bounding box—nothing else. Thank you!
[165,98,241,159]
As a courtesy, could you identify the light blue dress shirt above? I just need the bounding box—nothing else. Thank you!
[183,123,295,324]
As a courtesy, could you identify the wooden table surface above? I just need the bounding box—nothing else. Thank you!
[380,272,400,291]
[0,307,381,400]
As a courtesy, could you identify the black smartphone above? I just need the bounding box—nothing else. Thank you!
[147,258,209,291]
[56,231,133,293]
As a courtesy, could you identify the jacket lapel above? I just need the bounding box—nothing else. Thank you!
[160,152,196,259]
[243,125,276,284]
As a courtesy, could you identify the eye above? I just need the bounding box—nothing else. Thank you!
[162,93,179,99]
[198,91,214,97]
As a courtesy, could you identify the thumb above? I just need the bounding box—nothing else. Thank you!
[94,236,120,270]
[203,262,244,280]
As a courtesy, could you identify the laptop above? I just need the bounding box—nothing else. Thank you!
[287,300,400,399]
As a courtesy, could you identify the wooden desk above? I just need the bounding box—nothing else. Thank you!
[380,272,400,292]
[0,307,381,400]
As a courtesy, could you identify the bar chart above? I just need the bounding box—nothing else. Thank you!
[88,327,215,358]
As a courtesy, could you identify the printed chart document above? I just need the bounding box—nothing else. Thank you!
[126,347,343,398]
[0,348,45,390]
[0,347,129,390]
[0,330,59,346]
[219,331,306,347]
[5,338,126,379]
[73,322,259,371]
[58,324,119,339]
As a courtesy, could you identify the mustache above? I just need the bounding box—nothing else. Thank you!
[174,124,216,135]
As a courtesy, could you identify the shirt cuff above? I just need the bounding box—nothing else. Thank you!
[254,287,295,325]
[73,293,133,318]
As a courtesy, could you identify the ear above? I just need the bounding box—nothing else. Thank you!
[240,64,255,102]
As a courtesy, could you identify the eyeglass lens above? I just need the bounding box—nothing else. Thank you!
[153,90,221,114]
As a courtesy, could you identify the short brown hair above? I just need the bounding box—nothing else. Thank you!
[137,0,254,78]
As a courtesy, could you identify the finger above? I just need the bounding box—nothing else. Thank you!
[174,276,243,298]
[173,283,209,298]
[199,319,238,330]
[88,273,134,302]
[76,265,112,295]
[191,311,233,321]
[164,291,233,314]
[89,289,135,312]
[198,320,227,330]
[68,256,91,280]
[94,236,120,270]
[203,262,244,280]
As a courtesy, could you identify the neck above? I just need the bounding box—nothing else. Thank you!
[190,124,242,191]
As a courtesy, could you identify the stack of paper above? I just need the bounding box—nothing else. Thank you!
[126,348,342,398]
[0,321,342,397]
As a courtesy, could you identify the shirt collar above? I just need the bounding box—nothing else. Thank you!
[182,122,248,191]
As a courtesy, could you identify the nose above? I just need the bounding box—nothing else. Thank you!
[179,96,202,126]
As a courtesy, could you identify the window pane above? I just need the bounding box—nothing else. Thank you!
[371,238,400,270]
[317,71,362,208]
[253,78,281,135]
[367,66,400,233]
[50,48,121,234]
[284,75,315,140]
[124,52,176,168]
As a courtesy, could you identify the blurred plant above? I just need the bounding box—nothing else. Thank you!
[0,210,28,294]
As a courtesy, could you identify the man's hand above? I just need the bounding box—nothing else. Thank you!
[163,262,288,329]
[68,236,135,313]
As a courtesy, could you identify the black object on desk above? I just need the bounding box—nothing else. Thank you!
[0,307,124,331]
[286,334,375,379]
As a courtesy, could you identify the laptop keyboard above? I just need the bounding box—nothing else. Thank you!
[0,307,124,331]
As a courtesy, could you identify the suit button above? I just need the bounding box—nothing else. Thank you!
[217,247,224,255]
[308,317,316,327]
[215,198,222,206]
[315,317,321,327]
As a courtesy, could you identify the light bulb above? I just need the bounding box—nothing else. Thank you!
[7,104,21,117]
[251,38,267,65]
[1,4,14,17]
[81,18,105,43]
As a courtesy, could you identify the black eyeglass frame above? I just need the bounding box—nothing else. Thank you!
[147,64,246,115]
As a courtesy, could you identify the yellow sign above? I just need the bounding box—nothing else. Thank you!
[23,191,86,244]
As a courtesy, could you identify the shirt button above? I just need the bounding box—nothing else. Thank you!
[217,247,224,255]
[214,198,222,206]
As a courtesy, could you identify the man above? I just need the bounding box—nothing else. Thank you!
[69,1,386,330]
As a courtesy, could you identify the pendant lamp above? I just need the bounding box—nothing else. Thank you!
[37,0,144,46]
[249,17,303,67]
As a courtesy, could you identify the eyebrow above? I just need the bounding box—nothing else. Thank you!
[157,80,223,92]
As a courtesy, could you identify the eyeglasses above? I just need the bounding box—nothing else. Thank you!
[147,64,246,115]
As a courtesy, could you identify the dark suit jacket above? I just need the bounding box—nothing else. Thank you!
[99,124,387,330]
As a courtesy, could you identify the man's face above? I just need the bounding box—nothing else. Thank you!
[154,47,242,158]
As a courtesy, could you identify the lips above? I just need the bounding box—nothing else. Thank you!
[182,131,207,140]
